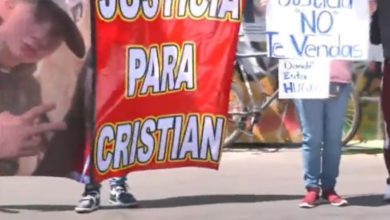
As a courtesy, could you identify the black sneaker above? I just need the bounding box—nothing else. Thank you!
[109,184,138,207]
[74,191,101,213]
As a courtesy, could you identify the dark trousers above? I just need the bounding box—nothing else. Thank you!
[381,60,390,182]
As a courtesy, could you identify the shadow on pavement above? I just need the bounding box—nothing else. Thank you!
[1,194,388,214]
[0,205,74,213]
[347,194,390,207]
[0,194,301,213]
[0,208,19,214]
[135,194,301,209]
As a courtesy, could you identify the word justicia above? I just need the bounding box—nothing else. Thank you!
[278,0,353,9]
[97,0,241,21]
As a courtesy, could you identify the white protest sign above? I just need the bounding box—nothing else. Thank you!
[279,59,330,99]
[266,0,369,60]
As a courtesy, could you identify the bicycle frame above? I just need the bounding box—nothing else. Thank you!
[227,52,361,146]
[232,53,280,133]
[225,25,361,147]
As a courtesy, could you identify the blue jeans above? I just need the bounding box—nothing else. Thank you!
[294,83,351,190]
[85,177,127,192]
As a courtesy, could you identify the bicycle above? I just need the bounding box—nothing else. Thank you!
[224,47,361,148]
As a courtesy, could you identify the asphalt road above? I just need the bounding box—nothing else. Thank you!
[0,149,389,220]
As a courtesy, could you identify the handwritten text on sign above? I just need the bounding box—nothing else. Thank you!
[266,0,369,60]
[278,59,330,99]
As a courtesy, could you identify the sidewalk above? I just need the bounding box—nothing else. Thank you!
[0,148,389,220]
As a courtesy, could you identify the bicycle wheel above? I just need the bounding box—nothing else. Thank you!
[224,82,246,147]
[342,89,361,146]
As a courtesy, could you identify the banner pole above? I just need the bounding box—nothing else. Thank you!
[88,0,98,185]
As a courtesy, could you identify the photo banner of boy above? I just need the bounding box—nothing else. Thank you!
[91,0,243,183]
[0,0,91,181]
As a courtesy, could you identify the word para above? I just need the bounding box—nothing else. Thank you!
[126,42,196,98]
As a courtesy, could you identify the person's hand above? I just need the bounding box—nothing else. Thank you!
[254,0,268,16]
[0,104,66,159]
[366,61,378,73]
[259,0,268,7]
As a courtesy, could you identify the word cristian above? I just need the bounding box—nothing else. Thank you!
[126,42,196,98]
[95,114,225,173]
[97,0,241,21]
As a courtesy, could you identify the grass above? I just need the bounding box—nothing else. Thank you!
[343,140,384,155]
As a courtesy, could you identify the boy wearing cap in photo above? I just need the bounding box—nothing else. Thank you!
[0,0,85,174]
[0,0,137,212]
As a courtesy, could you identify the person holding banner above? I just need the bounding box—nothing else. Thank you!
[72,52,138,213]
[294,60,352,208]
[370,0,390,202]
[33,50,138,213]
[0,0,85,174]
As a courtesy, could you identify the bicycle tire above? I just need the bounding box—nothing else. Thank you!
[224,82,246,147]
[341,89,361,146]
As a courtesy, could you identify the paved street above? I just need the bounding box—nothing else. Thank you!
[0,147,389,220]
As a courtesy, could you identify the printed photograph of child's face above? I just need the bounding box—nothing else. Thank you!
[0,1,66,64]
[0,0,90,177]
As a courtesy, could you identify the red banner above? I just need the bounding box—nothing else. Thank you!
[92,0,243,183]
